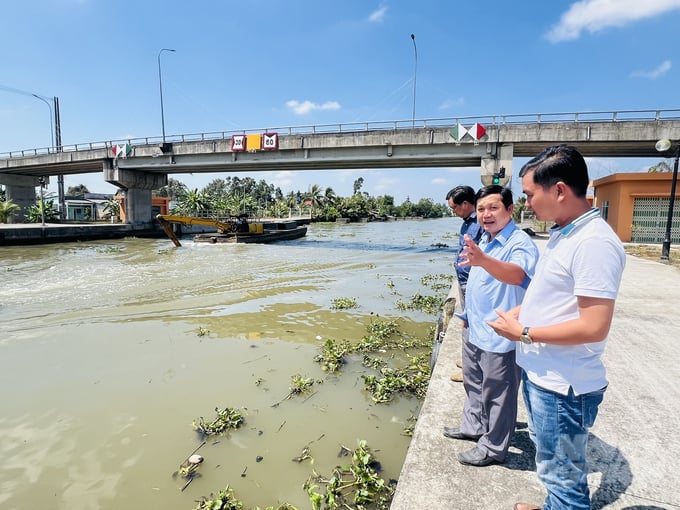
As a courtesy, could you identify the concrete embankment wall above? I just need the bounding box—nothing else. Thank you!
[391,243,680,509]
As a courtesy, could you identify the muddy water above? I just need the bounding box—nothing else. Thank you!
[0,218,459,510]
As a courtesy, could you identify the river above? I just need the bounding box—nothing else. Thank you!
[0,217,460,510]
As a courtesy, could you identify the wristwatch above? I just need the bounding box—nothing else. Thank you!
[519,326,533,345]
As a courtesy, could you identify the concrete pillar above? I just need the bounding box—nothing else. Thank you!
[480,143,514,187]
[0,174,48,223]
[103,161,167,227]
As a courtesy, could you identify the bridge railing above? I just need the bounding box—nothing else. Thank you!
[3,108,680,160]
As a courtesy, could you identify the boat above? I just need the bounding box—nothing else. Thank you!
[155,214,307,247]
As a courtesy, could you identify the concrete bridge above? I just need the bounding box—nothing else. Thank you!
[2,109,679,226]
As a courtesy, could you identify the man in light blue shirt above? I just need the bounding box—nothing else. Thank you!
[443,185,539,467]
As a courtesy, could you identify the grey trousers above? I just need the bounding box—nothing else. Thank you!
[460,340,521,462]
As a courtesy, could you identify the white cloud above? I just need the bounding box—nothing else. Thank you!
[286,100,341,115]
[631,60,672,79]
[547,0,680,42]
[439,97,465,111]
[368,6,388,23]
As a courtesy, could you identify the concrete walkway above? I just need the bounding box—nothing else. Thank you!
[391,242,680,510]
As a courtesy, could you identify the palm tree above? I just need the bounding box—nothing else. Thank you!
[0,199,20,223]
[324,187,337,206]
[308,184,323,217]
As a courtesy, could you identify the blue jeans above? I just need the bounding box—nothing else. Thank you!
[522,373,606,510]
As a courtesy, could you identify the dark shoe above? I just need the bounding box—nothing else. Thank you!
[457,446,498,467]
[514,504,541,510]
[442,427,481,441]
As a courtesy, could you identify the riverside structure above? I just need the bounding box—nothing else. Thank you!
[2,109,680,227]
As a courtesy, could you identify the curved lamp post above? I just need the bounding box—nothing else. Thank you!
[410,33,417,128]
[31,94,54,150]
[655,138,680,262]
[157,48,176,144]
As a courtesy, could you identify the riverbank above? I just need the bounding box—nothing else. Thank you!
[391,238,680,509]
[0,222,164,245]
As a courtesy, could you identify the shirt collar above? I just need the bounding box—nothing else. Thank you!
[482,220,517,246]
[550,207,600,237]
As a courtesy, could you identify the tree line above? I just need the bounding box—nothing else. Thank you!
[154,175,449,222]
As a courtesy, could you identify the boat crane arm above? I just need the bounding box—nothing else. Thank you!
[155,214,237,247]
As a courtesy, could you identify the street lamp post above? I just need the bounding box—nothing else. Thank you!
[157,48,176,145]
[410,33,417,128]
[31,94,54,151]
[655,139,680,262]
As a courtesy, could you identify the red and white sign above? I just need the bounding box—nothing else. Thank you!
[231,134,246,151]
[262,132,279,150]
[468,123,486,140]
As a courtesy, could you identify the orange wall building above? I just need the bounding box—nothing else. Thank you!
[593,172,679,243]
[117,195,171,224]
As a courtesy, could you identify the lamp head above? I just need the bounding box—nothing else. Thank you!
[656,139,673,153]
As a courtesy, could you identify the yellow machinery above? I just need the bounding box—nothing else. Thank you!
[156,214,248,247]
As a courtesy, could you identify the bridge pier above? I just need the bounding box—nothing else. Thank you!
[103,161,167,227]
[481,143,513,186]
[0,174,48,222]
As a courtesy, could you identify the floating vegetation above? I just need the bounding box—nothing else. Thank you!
[313,338,352,373]
[193,485,242,510]
[272,374,316,407]
[330,297,358,310]
[402,415,418,437]
[362,354,431,403]
[197,327,210,337]
[396,292,444,315]
[172,442,207,491]
[192,407,245,436]
[354,319,427,353]
[193,485,299,510]
[420,273,453,292]
[291,446,313,463]
[289,374,314,396]
[304,440,394,510]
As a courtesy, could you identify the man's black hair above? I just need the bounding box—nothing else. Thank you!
[445,185,476,205]
[519,145,590,197]
[475,184,513,209]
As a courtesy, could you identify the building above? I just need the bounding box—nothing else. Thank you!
[593,172,679,243]
[117,195,170,223]
[64,193,115,221]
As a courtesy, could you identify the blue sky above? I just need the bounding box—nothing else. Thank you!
[1,0,679,203]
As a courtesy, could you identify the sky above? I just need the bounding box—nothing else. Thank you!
[1,0,679,204]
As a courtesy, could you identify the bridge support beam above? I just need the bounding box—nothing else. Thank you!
[481,143,514,186]
[0,174,48,223]
[103,161,167,227]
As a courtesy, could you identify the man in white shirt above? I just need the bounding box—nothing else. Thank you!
[488,145,626,510]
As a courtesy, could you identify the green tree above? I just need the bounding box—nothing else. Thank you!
[103,198,121,218]
[513,196,530,222]
[173,188,211,216]
[308,184,324,218]
[66,184,89,196]
[25,199,60,223]
[0,198,20,223]
[353,177,364,195]
[648,161,673,173]
[155,178,187,200]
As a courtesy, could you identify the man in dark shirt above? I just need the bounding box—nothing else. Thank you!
[444,186,483,381]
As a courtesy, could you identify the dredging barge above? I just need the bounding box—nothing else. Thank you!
[155,214,307,247]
